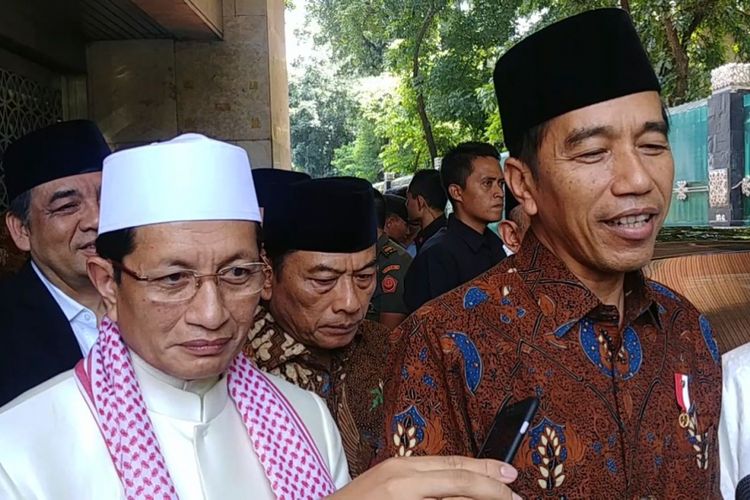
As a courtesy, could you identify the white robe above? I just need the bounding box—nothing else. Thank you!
[0,354,350,499]
[720,341,750,499]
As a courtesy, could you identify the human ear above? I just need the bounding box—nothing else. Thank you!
[447,184,463,204]
[5,212,31,252]
[260,251,273,301]
[87,256,119,321]
[499,220,522,253]
[504,157,538,217]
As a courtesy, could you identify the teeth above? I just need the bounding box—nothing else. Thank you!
[609,214,651,227]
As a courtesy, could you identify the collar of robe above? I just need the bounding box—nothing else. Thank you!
[74,317,335,499]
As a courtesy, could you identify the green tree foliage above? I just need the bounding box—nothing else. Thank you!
[331,115,385,182]
[520,0,750,105]
[299,0,749,179]
[289,62,359,177]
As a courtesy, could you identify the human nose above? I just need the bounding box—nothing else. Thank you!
[184,277,230,330]
[80,199,100,231]
[331,278,361,315]
[611,147,657,197]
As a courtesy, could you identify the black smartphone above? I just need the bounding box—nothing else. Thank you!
[476,397,540,464]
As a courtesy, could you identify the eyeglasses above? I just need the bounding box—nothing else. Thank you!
[112,261,269,304]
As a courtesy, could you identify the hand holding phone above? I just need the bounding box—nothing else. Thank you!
[477,397,540,464]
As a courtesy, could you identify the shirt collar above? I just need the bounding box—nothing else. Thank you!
[247,303,360,372]
[417,215,446,246]
[447,215,497,253]
[131,350,227,423]
[513,231,662,337]
[31,260,87,322]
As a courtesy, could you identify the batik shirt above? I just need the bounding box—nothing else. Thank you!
[381,232,722,499]
[244,304,389,477]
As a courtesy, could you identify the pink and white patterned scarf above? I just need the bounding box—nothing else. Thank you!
[74,317,335,500]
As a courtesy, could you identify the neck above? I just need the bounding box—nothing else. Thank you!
[454,209,487,235]
[531,227,626,323]
[33,260,105,316]
[131,350,220,395]
[420,208,441,230]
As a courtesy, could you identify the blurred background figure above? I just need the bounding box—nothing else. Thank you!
[0,120,111,406]
[405,170,447,255]
[404,142,506,312]
[369,189,412,330]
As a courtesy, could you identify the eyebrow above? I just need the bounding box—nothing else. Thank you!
[638,120,669,137]
[308,258,378,275]
[47,189,80,205]
[563,125,616,149]
[154,252,259,270]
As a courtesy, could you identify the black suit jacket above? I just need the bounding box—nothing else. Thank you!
[0,262,82,406]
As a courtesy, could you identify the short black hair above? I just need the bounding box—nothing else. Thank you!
[7,190,32,226]
[407,169,446,212]
[372,188,386,229]
[510,102,672,176]
[440,142,499,204]
[95,227,137,283]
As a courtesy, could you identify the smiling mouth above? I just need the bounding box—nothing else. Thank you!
[605,214,655,229]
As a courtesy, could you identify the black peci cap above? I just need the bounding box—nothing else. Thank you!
[493,8,660,156]
[3,120,111,202]
[251,168,311,209]
[264,176,377,254]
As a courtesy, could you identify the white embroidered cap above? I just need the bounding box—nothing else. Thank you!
[98,133,260,234]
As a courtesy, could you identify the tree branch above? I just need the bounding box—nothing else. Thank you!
[681,0,719,49]
[412,5,439,161]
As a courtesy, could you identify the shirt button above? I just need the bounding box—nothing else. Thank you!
[83,313,93,322]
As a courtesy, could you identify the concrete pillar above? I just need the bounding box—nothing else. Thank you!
[87,0,291,170]
[707,63,750,226]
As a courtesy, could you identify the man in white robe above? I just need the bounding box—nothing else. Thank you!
[720,341,750,499]
[0,133,523,500]
[0,134,349,499]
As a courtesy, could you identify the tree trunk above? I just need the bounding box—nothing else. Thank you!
[619,0,630,14]
[413,7,438,162]
[661,14,690,104]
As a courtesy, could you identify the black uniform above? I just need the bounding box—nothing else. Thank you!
[414,215,446,254]
[403,215,506,312]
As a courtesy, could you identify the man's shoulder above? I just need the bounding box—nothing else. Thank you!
[0,263,36,301]
[360,319,391,338]
[0,369,80,420]
[380,240,412,266]
[644,278,708,322]
[723,342,750,377]
[261,370,331,422]
[409,257,518,322]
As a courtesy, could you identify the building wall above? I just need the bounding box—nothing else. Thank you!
[87,0,292,169]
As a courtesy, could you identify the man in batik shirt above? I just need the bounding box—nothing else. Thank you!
[381,9,722,499]
[245,177,390,477]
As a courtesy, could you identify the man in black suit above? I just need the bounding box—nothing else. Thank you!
[0,120,111,406]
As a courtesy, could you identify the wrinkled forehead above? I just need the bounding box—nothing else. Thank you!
[542,91,667,147]
[286,246,378,271]
[128,220,260,264]
[30,171,102,202]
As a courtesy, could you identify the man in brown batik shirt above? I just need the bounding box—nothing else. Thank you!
[245,177,389,478]
[381,9,722,499]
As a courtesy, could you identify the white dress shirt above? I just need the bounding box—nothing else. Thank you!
[719,341,750,499]
[31,261,99,355]
[0,353,350,499]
